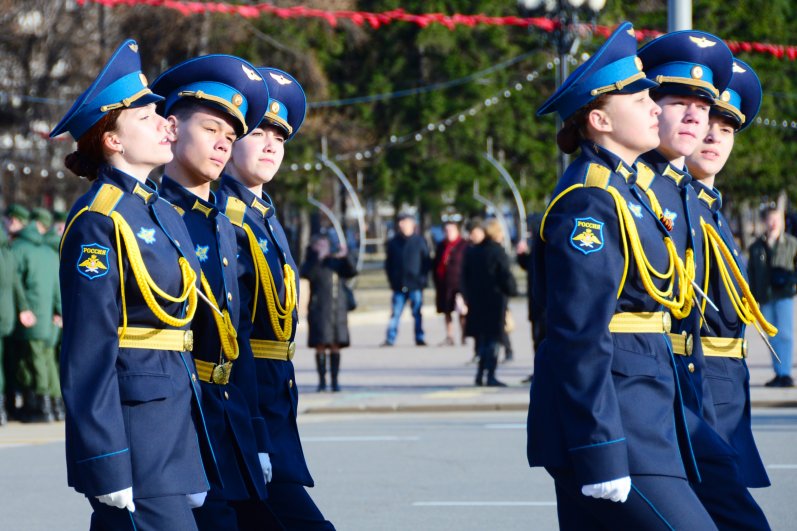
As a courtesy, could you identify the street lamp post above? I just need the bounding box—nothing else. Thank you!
[518,0,607,177]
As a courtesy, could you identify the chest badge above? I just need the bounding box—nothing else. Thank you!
[661,209,677,231]
[195,244,209,262]
[136,227,156,244]
[258,237,269,254]
[570,217,604,255]
[77,243,110,280]
[628,202,643,218]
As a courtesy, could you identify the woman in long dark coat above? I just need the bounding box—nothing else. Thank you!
[301,234,357,391]
[461,219,517,386]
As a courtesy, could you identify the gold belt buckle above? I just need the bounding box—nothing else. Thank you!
[183,330,194,352]
[211,361,232,385]
[741,339,748,359]
[288,342,296,360]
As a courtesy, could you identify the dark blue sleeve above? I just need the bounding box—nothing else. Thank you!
[59,211,132,496]
[542,187,630,484]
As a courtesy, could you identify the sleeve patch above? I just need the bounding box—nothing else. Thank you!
[77,243,111,279]
[570,217,605,255]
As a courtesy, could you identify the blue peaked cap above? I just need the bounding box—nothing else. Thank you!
[537,22,657,120]
[712,59,761,132]
[49,39,162,140]
[638,30,733,101]
[257,67,307,141]
[151,55,269,138]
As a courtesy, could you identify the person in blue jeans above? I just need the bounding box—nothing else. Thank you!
[749,205,797,387]
[382,213,430,347]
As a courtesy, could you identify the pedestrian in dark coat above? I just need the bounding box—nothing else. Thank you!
[461,218,517,386]
[432,220,468,345]
[382,214,431,346]
[301,234,358,392]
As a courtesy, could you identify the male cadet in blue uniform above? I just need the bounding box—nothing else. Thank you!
[218,67,336,530]
[685,58,772,530]
[637,32,770,529]
[151,55,283,530]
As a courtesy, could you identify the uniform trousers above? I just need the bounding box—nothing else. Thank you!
[194,498,285,531]
[692,454,771,531]
[88,494,198,531]
[17,339,60,397]
[549,468,717,531]
[265,483,336,530]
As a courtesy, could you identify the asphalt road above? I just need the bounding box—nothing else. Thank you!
[1,408,796,530]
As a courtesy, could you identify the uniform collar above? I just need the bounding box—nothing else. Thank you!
[691,180,722,212]
[581,141,637,185]
[640,150,692,189]
[220,174,275,219]
[160,175,219,219]
[98,164,159,204]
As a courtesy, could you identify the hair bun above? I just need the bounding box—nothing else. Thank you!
[64,151,100,180]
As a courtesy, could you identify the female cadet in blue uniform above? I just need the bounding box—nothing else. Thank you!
[50,40,216,530]
[526,23,718,530]
[217,67,335,530]
[686,59,773,530]
[151,55,284,530]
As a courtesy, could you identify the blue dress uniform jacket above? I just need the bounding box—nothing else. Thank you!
[216,175,313,487]
[635,153,741,482]
[160,177,269,501]
[636,151,717,423]
[527,143,698,486]
[691,181,770,488]
[59,165,217,498]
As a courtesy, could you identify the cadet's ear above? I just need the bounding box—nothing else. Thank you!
[167,115,179,142]
[586,108,612,134]
[102,131,123,156]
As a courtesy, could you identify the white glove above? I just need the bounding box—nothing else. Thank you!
[186,491,207,509]
[581,476,631,503]
[259,452,272,484]
[96,487,135,512]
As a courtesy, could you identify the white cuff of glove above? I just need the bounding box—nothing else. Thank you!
[581,476,631,503]
[259,453,272,484]
[96,487,135,512]
[186,491,207,509]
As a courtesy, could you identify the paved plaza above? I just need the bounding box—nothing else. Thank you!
[1,288,796,529]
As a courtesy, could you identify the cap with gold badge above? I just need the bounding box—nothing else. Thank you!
[256,67,306,141]
[151,55,269,138]
[712,59,762,132]
[49,39,162,140]
[537,22,658,121]
[638,30,734,102]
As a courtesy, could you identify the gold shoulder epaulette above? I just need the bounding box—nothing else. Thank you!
[224,197,246,227]
[172,204,185,217]
[88,184,124,216]
[584,163,611,190]
[635,162,656,191]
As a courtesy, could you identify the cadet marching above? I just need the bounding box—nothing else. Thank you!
[0,16,773,531]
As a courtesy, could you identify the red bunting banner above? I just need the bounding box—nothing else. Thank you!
[75,0,797,61]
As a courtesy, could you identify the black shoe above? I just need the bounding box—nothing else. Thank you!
[486,378,507,387]
[475,377,483,387]
[766,375,785,387]
[781,376,795,388]
[521,374,534,384]
[416,340,427,346]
